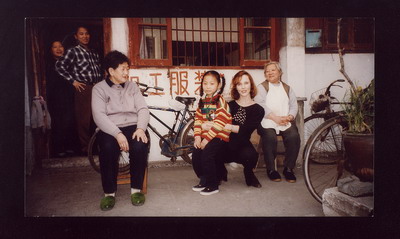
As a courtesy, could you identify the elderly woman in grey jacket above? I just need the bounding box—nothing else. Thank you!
[254,61,300,184]
[92,50,149,211]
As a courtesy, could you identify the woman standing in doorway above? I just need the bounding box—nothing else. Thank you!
[46,40,76,157]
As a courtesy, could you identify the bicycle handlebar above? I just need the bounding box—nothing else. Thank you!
[137,82,164,96]
[324,79,346,96]
[153,86,164,91]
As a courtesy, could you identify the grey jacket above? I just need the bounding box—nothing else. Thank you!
[92,79,150,137]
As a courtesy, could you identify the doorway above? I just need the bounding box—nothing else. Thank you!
[26,18,104,166]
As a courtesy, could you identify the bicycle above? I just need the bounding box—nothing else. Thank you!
[304,79,346,143]
[302,79,353,203]
[87,82,196,174]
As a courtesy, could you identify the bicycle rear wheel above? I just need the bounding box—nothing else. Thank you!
[303,116,350,203]
[88,130,149,174]
[179,119,194,164]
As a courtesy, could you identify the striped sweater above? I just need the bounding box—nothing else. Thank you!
[194,94,232,142]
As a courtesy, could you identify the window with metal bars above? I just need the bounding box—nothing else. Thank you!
[171,18,240,66]
[128,17,278,67]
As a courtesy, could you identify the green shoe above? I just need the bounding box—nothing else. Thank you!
[131,192,145,206]
[100,196,115,211]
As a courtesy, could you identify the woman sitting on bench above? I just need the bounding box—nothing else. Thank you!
[92,50,150,211]
[254,61,300,183]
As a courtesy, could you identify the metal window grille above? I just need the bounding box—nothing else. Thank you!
[171,18,239,66]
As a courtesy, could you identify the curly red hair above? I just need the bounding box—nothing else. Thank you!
[230,71,257,100]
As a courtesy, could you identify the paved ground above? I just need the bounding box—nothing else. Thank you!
[25,158,324,217]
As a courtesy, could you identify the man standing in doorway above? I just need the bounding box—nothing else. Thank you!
[56,26,102,155]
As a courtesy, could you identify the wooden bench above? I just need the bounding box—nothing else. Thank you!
[251,97,307,169]
[117,168,148,194]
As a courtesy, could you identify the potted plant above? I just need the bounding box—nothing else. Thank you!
[335,18,374,182]
[342,80,374,182]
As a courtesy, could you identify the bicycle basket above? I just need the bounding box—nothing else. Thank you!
[309,88,330,113]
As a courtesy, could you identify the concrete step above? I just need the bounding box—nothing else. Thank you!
[322,187,373,217]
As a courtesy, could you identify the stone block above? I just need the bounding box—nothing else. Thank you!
[322,187,373,217]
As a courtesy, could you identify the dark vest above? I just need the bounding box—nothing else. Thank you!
[261,80,290,97]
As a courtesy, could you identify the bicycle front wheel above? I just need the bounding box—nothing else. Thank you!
[179,119,194,164]
[304,114,326,143]
[87,130,131,174]
[303,116,349,203]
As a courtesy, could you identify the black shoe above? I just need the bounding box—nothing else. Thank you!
[244,170,262,188]
[267,170,282,182]
[200,187,219,195]
[65,149,75,156]
[55,152,66,158]
[192,184,206,192]
[283,167,296,183]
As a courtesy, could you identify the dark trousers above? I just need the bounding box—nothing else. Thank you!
[48,88,76,155]
[219,141,259,173]
[74,84,94,153]
[192,138,227,188]
[97,125,149,194]
[258,123,300,171]
[50,105,76,154]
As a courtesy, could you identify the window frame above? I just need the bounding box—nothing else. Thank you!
[305,17,374,54]
[128,18,173,67]
[128,17,280,68]
[239,18,280,67]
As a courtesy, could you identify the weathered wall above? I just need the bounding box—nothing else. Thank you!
[279,18,306,98]
[110,18,129,55]
[304,53,374,117]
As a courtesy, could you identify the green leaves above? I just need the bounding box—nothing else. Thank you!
[343,79,374,134]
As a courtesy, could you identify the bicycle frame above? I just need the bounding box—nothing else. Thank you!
[139,82,195,158]
[147,105,195,152]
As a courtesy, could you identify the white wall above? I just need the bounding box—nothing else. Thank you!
[280,18,306,98]
[110,18,129,55]
[304,53,374,118]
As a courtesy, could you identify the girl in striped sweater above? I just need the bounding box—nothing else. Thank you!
[192,70,232,195]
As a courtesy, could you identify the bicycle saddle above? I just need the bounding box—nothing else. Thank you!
[175,96,196,106]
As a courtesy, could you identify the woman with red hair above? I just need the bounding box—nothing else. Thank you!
[204,71,264,188]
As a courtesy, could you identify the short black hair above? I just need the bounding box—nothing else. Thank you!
[75,25,89,35]
[103,50,130,75]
